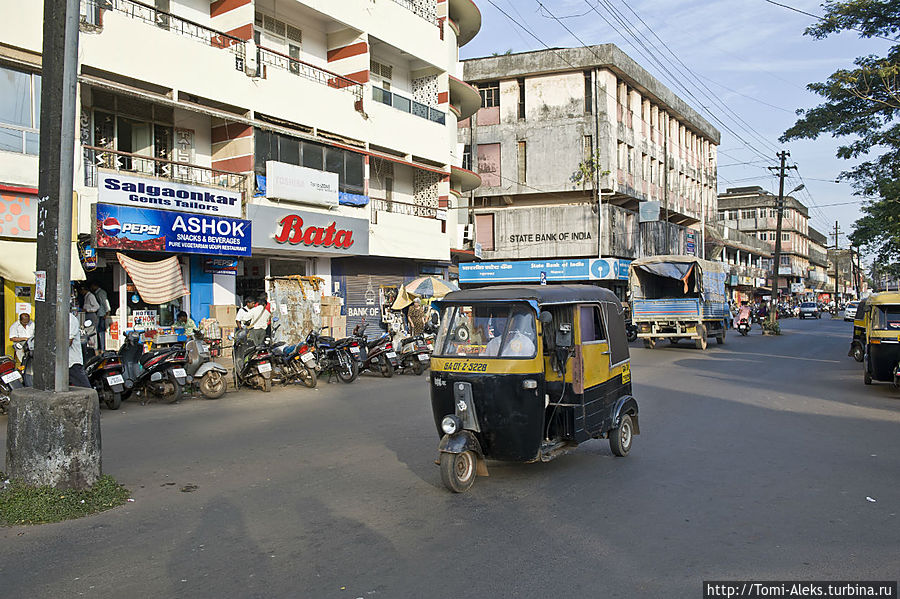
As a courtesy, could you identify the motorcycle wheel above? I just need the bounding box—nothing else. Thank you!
[336,352,359,383]
[626,328,638,343]
[261,375,272,393]
[200,371,227,399]
[152,371,183,404]
[105,392,122,410]
[412,357,426,376]
[300,366,317,388]
[379,355,394,378]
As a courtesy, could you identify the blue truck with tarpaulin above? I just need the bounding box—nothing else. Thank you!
[628,255,728,350]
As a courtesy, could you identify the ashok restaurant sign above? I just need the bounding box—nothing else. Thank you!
[248,205,369,255]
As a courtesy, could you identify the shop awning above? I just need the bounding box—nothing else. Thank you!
[0,240,86,283]
[117,253,188,304]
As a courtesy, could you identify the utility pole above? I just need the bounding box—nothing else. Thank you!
[34,0,81,391]
[766,151,797,323]
[831,221,842,304]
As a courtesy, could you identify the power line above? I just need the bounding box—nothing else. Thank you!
[762,0,899,43]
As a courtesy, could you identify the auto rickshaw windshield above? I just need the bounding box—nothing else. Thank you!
[434,303,538,358]
[872,305,900,331]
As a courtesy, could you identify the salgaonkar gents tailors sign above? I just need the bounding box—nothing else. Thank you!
[247,204,369,255]
[98,171,243,218]
[459,258,631,284]
[94,203,251,257]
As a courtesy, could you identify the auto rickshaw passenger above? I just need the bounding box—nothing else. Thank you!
[485,311,536,357]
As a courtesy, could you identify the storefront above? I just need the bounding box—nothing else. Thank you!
[458,257,631,299]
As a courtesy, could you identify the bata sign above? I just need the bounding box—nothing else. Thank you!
[248,204,369,255]
[98,171,242,218]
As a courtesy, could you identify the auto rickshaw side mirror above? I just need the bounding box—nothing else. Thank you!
[431,312,440,326]
[556,323,573,349]
[539,311,553,328]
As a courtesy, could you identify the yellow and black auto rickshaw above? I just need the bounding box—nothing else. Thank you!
[428,285,639,492]
[859,292,900,387]
[848,296,870,362]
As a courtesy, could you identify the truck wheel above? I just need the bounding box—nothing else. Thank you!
[609,414,633,457]
[716,329,725,345]
[669,338,679,345]
[440,451,477,493]
[643,338,656,349]
[694,325,708,350]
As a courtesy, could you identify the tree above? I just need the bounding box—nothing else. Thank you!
[780,1,900,277]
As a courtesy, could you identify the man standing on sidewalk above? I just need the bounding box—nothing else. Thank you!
[245,297,271,346]
[90,281,110,351]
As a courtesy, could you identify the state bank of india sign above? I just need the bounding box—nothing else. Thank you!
[98,171,242,219]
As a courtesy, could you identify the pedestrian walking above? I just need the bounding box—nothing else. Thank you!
[90,281,110,351]
[68,308,90,389]
[407,297,426,336]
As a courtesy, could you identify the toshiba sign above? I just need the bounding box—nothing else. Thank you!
[247,205,369,255]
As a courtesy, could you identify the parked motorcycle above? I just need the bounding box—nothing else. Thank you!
[232,328,274,392]
[119,331,189,403]
[85,349,126,410]
[271,340,318,388]
[307,330,358,383]
[0,353,24,414]
[352,318,399,378]
[185,330,228,399]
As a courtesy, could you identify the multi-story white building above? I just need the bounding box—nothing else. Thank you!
[0,0,481,342]
[456,45,720,296]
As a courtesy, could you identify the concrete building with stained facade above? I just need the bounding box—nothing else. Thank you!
[717,186,815,297]
[0,0,482,342]
[456,45,720,296]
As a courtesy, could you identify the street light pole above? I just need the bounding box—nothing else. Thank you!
[767,151,798,324]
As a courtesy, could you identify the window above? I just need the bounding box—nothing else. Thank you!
[477,81,499,108]
[580,305,606,343]
[254,129,364,195]
[583,135,593,163]
[0,65,41,155]
[741,209,756,220]
[641,153,649,181]
[517,140,526,184]
[583,70,592,114]
[476,143,500,187]
[370,59,393,90]
[780,255,791,266]
[627,146,634,174]
[517,77,525,120]
[461,144,472,171]
[255,10,303,64]
[782,232,790,242]
[435,304,537,359]
[617,142,625,171]
[474,213,494,251]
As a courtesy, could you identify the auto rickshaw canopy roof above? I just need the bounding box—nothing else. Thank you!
[439,284,622,308]
[862,292,900,306]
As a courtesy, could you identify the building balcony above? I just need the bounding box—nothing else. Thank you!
[448,0,482,46]
[257,46,364,101]
[450,165,481,193]
[371,86,446,125]
[449,75,481,120]
[83,146,247,194]
[369,197,439,222]
[390,0,439,26]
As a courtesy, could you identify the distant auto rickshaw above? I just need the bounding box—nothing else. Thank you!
[859,292,900,387]
[428,285,639,493]
[848,296,870,362]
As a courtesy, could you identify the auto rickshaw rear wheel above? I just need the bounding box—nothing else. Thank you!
[609,414,633,457]
[864,367,872,385]
[851,344,864,362]
[440,451,477,493]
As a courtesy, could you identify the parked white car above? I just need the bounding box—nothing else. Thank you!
[844,300,860,322]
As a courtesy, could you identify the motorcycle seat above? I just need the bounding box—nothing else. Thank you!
[367,337,386,350]
[139,348,174,364]
[282,344,298,356]
[317,336,336,347]
[401,336,419,345]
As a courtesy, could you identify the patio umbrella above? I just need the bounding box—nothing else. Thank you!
[391,284,416,310]
[404,276,459,299]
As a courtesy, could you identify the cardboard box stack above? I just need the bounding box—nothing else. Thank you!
[210,304,237,325]
[320,296,345,338]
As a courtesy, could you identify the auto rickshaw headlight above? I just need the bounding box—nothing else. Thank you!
[441,415,462,435]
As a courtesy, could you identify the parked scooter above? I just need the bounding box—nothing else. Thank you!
[352,318,399,378]
[85,349,127,410]
[396,333,432,375]
[13,337,34,387]
[0,353,24,414]
[119,331,189,403]
[185,330,228,399]
[737,318,751,336]
[232,328,274,392]
[307,329,358,383]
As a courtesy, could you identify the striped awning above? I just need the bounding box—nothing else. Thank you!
[117,253,188,305]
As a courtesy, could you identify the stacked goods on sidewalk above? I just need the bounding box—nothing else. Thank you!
[320,296,345,338]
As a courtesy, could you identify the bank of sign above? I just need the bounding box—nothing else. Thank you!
[94,203,251,257]
[266,161,339,209]
[247,204,369,255]
[459,258,631,284]
[98,171,242,218]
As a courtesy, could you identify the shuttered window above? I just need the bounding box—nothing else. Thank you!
[475,213,495,251]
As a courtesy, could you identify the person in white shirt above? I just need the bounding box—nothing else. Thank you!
[245,296,271,345]
[69,310,90,388]
[236,298,254,328]
[89,282,110,351]
[9,312,34,364]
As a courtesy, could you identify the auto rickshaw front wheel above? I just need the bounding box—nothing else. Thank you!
[440,451,477,493]
[609,414,634,457]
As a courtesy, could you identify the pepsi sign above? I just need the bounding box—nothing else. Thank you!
[94,203,251,257]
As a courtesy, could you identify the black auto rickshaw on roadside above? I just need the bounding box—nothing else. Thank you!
[848,296,870,362]
[428,285,639,492]
[858,292,900,387]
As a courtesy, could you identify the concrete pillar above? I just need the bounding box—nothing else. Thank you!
[6,387,101,489]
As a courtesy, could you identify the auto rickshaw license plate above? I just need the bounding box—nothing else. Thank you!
[622,363,631,383]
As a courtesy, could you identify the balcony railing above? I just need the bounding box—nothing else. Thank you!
[372,86,446,125]
[390,0,439,26]
[370,197,437,223]
[256,46,363,100]
[83,146,247,193]
[81,0,246,71]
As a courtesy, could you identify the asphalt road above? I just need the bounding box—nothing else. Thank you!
[1,316,898,598]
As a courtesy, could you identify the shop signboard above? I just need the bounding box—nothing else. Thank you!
[790,282,805,293]
[738,276,754,286]
[685,231,696,256]
[132,309,157,330]
[247,205,369,255]
[265,161,339,208]
[459,258,631,284]
[98,171,242,218]
[94,203,252,257]
[203,258,238,275]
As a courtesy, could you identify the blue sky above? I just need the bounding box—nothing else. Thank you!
[460,0,895,246]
